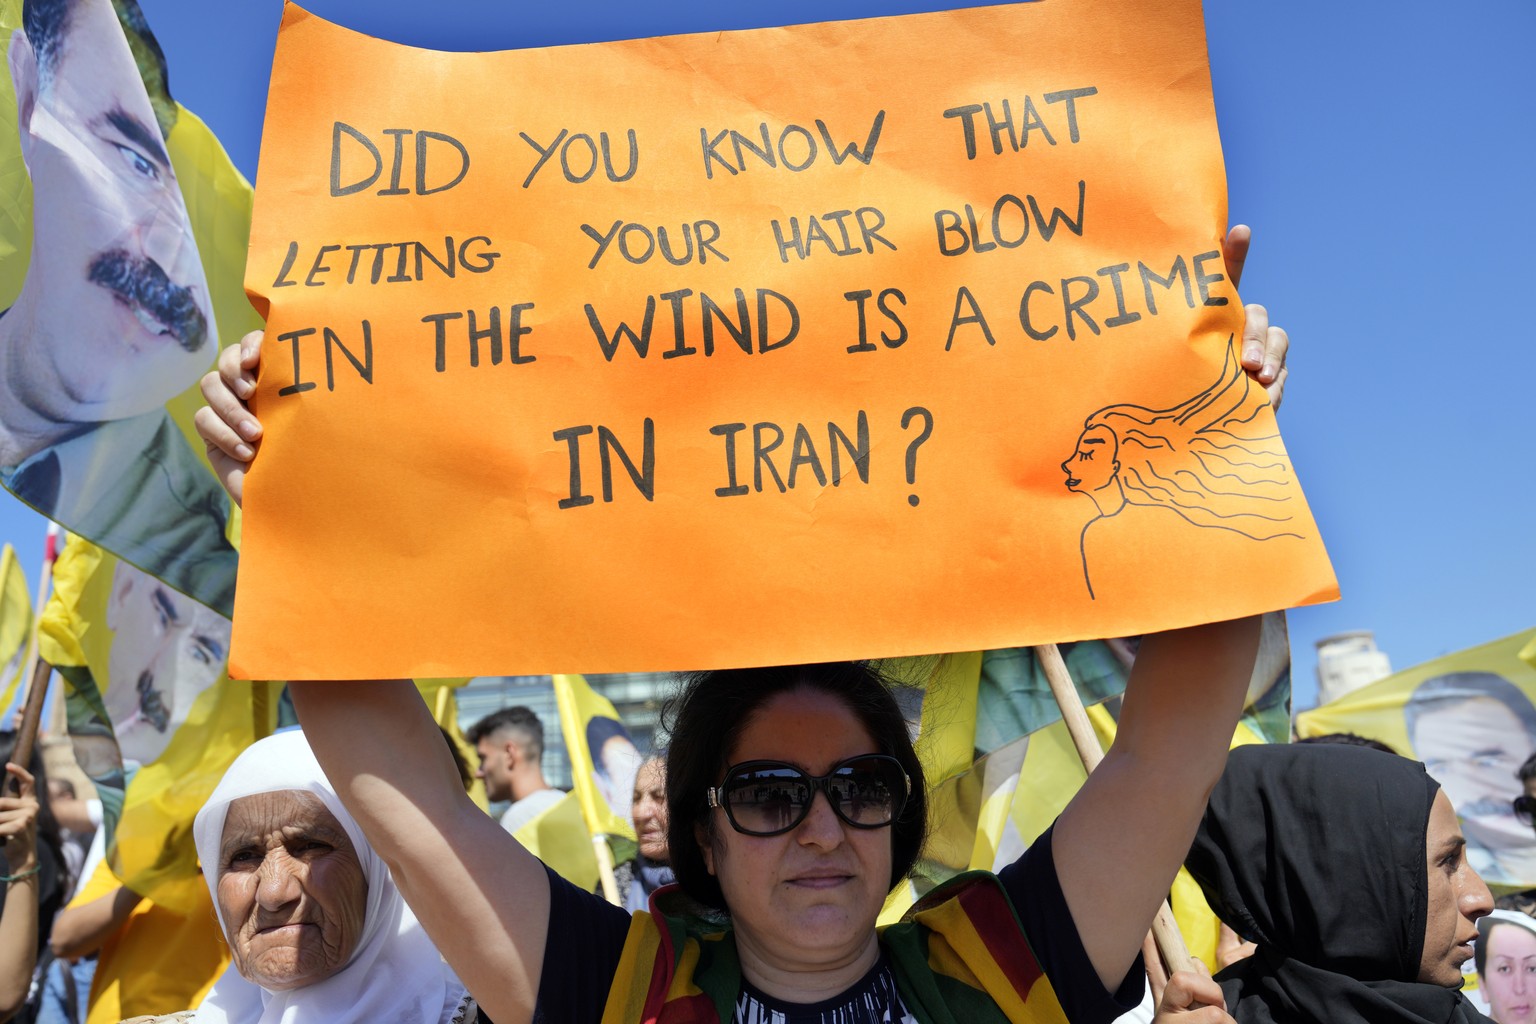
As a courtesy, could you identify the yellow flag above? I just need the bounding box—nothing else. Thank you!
[877,643,1130,925]
[1298,628,1536,890]
[0,544,31,717]
[39,536,280,913]
[552,674,641,841]
[0,0,261,616]
[513,788,599,890]
[879,613,1292,972]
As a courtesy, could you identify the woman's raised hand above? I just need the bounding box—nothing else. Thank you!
[0,763,38,870]
[194,330,264,508]
[1222,225,1289,411]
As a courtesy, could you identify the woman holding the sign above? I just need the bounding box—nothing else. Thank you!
[195,229,1285,1023]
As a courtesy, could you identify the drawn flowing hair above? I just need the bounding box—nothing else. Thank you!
[1082,337,1302,540]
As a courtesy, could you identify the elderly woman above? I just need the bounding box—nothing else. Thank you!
[198,235,1286,1022]
[614,755,674,913]
[1185,743,1495,1024]
[149,729,475,1024]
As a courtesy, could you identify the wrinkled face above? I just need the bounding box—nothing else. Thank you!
[9,0,214,423]
[701,689,892,972]
[217,790,368,992]
[1484,923,1536,1024]
[1416,698,1535,852]
[474,737,514,804]
[632,758,669,863]
[1061,424,1118,494]
[103,561,228,765]
[1420,790,1493,985]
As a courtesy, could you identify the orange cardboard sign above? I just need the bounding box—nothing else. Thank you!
[234,0,1337,679]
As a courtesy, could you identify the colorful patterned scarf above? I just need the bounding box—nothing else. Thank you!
[599,872,1068,1024]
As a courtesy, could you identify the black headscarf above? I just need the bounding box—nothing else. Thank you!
[1186,743,1491,1024]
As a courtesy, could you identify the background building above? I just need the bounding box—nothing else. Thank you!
[1313,631,1393,706]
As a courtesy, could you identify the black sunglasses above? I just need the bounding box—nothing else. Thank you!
[706,754,911,837]
[1514,795,1536,828]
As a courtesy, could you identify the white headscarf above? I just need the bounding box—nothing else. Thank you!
[192,729,468,1024]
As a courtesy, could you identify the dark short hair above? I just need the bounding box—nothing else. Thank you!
[23,0,177,137]
[1518,753,1536,786]
[465,706,544,761]
[585,716,631,770]
[663,662,927,914]
[1477,914,1536,976]
[22,0,70,87]
[1405,672,1536,750]
[1296,732,1400,755]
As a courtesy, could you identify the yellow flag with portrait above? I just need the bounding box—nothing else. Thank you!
[553,673,641,842]
[1298,628,1536,890]
[38,535,281,913]
[0,0,261,617]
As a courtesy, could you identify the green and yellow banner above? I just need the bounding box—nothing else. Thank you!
[880,613,1292,971]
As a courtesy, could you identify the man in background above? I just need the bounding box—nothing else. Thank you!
[466,706,564,834]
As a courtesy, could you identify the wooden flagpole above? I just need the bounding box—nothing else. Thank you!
[593,835,622,905]
[1034,642,1195,978]
[4,526,59,799]
[4,658,52,798]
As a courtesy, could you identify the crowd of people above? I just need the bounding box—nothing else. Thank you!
[7,673,1533,1024]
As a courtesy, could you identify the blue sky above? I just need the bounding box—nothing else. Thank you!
[2,0,1531,708]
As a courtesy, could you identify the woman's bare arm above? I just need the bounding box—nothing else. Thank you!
[0,765,40,1023]
[1049,225,1287,989]
[49,884,141,959]
[1053,616,1260,991]
[289,680,550,1024]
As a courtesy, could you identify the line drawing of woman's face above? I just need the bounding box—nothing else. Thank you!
[1061,424,1118,495]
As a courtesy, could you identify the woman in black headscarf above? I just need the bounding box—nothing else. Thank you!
[1187,742,1495,1024]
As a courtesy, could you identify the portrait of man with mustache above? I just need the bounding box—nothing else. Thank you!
[100,559,229,767]
[0,0,237,614]
[1408,670,1536,887]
